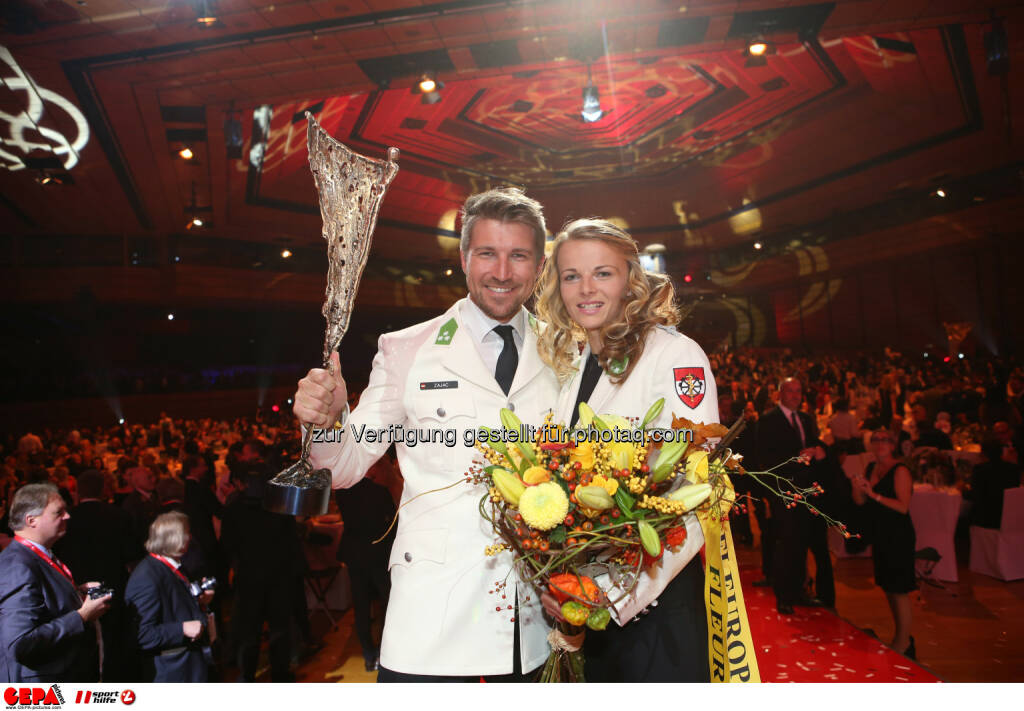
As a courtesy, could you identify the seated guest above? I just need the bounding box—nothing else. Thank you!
[967,439,1023,528]
[911,403,953,450]
[124,512,211,682]
[0,483,111,681]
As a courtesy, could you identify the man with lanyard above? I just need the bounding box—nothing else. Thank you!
[0,482,111,681]
[294,188,559,681]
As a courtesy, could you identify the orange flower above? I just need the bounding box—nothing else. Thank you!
[666,526,687,549]
[548,573,601,606]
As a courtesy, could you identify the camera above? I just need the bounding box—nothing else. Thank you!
[189,576,217,598]
[86,585,114,600]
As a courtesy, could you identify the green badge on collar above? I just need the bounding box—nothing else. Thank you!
[528,313,539,332]
[435,318,458,345]
[607,356,629,375]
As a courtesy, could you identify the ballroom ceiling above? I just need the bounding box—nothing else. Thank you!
[2,0,1023,292]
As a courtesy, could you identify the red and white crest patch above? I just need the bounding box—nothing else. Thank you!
[674,367,706,409]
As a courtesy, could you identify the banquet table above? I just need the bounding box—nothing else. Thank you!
[909,484,963,582]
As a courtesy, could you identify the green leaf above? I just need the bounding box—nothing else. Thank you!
[640,398,665,430]
[548,525,567,544]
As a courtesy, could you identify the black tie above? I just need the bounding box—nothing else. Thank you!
[790,410,805,448]
[493,325,518,395]
[570,354,602,428]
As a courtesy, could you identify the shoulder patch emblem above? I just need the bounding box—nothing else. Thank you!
[435,318,457,345]
[674,367,706,409]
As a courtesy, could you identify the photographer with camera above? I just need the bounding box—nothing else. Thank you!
[124,511,212,682]
[0,482,111,682]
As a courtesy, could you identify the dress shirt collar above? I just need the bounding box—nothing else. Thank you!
[460,297,526,347]
[779,403,800,422]
[18,536,53,559]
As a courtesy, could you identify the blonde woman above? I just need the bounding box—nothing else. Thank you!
[535,218,718,682]
[125,511,210,681]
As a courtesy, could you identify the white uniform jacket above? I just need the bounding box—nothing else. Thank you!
[309,298,560,676]
[553,325,720,625]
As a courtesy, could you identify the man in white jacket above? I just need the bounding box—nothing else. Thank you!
[293,188,560,681]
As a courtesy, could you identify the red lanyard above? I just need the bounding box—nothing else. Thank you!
[150,554,189,585]
[15,536,76,587]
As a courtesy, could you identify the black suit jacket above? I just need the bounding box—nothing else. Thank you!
[121,491,160,551]
[753,407,840,515]
[124,555,207,682]
[334,479,397,568]
[0,540,95,682]
[55,501,140,591]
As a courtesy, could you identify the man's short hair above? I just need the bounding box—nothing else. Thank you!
[145,511,190,558]
[459,187,546,260]
[9,483,59,531]
[77,469,106,500]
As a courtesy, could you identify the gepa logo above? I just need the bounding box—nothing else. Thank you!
[4,686,64,708]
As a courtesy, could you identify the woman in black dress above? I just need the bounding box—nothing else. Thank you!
[535,219,713,682]
[850,429,916,658]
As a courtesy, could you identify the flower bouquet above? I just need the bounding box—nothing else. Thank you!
[469,399,846,683]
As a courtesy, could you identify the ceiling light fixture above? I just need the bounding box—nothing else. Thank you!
[179,147,194,160]
[193,0,218,26]
[753,241,763,250]
[581,64,603,123]
[281,249,292,258]
[412,72,444,104]
[934,188,946,198]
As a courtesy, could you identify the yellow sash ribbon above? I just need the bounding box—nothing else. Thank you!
[696,512,760,682]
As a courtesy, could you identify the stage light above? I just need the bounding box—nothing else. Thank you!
[935,189,946,198]
[943,356,951,363]
[753,241,763,250]
[958,352,965,359]
[923,352,929,358]
[167,313,175,320]
[683,273,693,283]
[581,84,603,123]
[190,217,203,228]
[194,0,218,25]
[119,418,125,424]
[281,249,292,258]
[444,267,453,276]
[748,41,768,56]
[179,147,194,160]
[287,398,293,405]
[271,404,280,412]
[412,72,444,104]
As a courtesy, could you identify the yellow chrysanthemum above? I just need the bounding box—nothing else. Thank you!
[518,482,569,531]
[568,441,596,470]
[590,475,619,496]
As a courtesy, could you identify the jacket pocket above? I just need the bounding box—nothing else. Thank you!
[411,392,477,425]
[387,527,448,571]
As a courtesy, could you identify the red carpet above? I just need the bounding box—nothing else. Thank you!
[740,566,941,682]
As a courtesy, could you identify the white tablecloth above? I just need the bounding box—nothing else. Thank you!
[909,486,963,582]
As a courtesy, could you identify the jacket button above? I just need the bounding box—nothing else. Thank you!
[507,402,515,412]
[436,407,446,417]
[404,552,412,562]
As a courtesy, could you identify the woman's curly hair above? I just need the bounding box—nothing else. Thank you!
[535,218,680,384]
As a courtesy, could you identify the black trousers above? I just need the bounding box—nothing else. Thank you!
[236,575,294,682]
[772,506,835,607]
[377,592,528,683]
[347,562,391,662]
[584,556,709,682]
[753,495,775,580]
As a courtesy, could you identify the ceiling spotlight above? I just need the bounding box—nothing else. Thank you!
[281,249,292,259]
[167,313,175,321]
[683,273,693,283]
[119,418,125,424]
[412,72,444,104]
[753,241,763,250]
[179,147,194,160]
[190,217,204,228]
[748,41,768,56]
[444,267,453,276]
[193,0,218,25]
[934,189,946,198]
[37,174,53,185]
[580,64,603,123]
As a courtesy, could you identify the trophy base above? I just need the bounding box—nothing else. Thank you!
[263,476,332,516]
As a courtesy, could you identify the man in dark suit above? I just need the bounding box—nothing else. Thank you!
[54,470,139,681]
[122,466,160,551]
[335,458,398,671]
[221,463,303,682]
[124,512,210,682]
[0,483,111,682]
[752,378,836,614]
